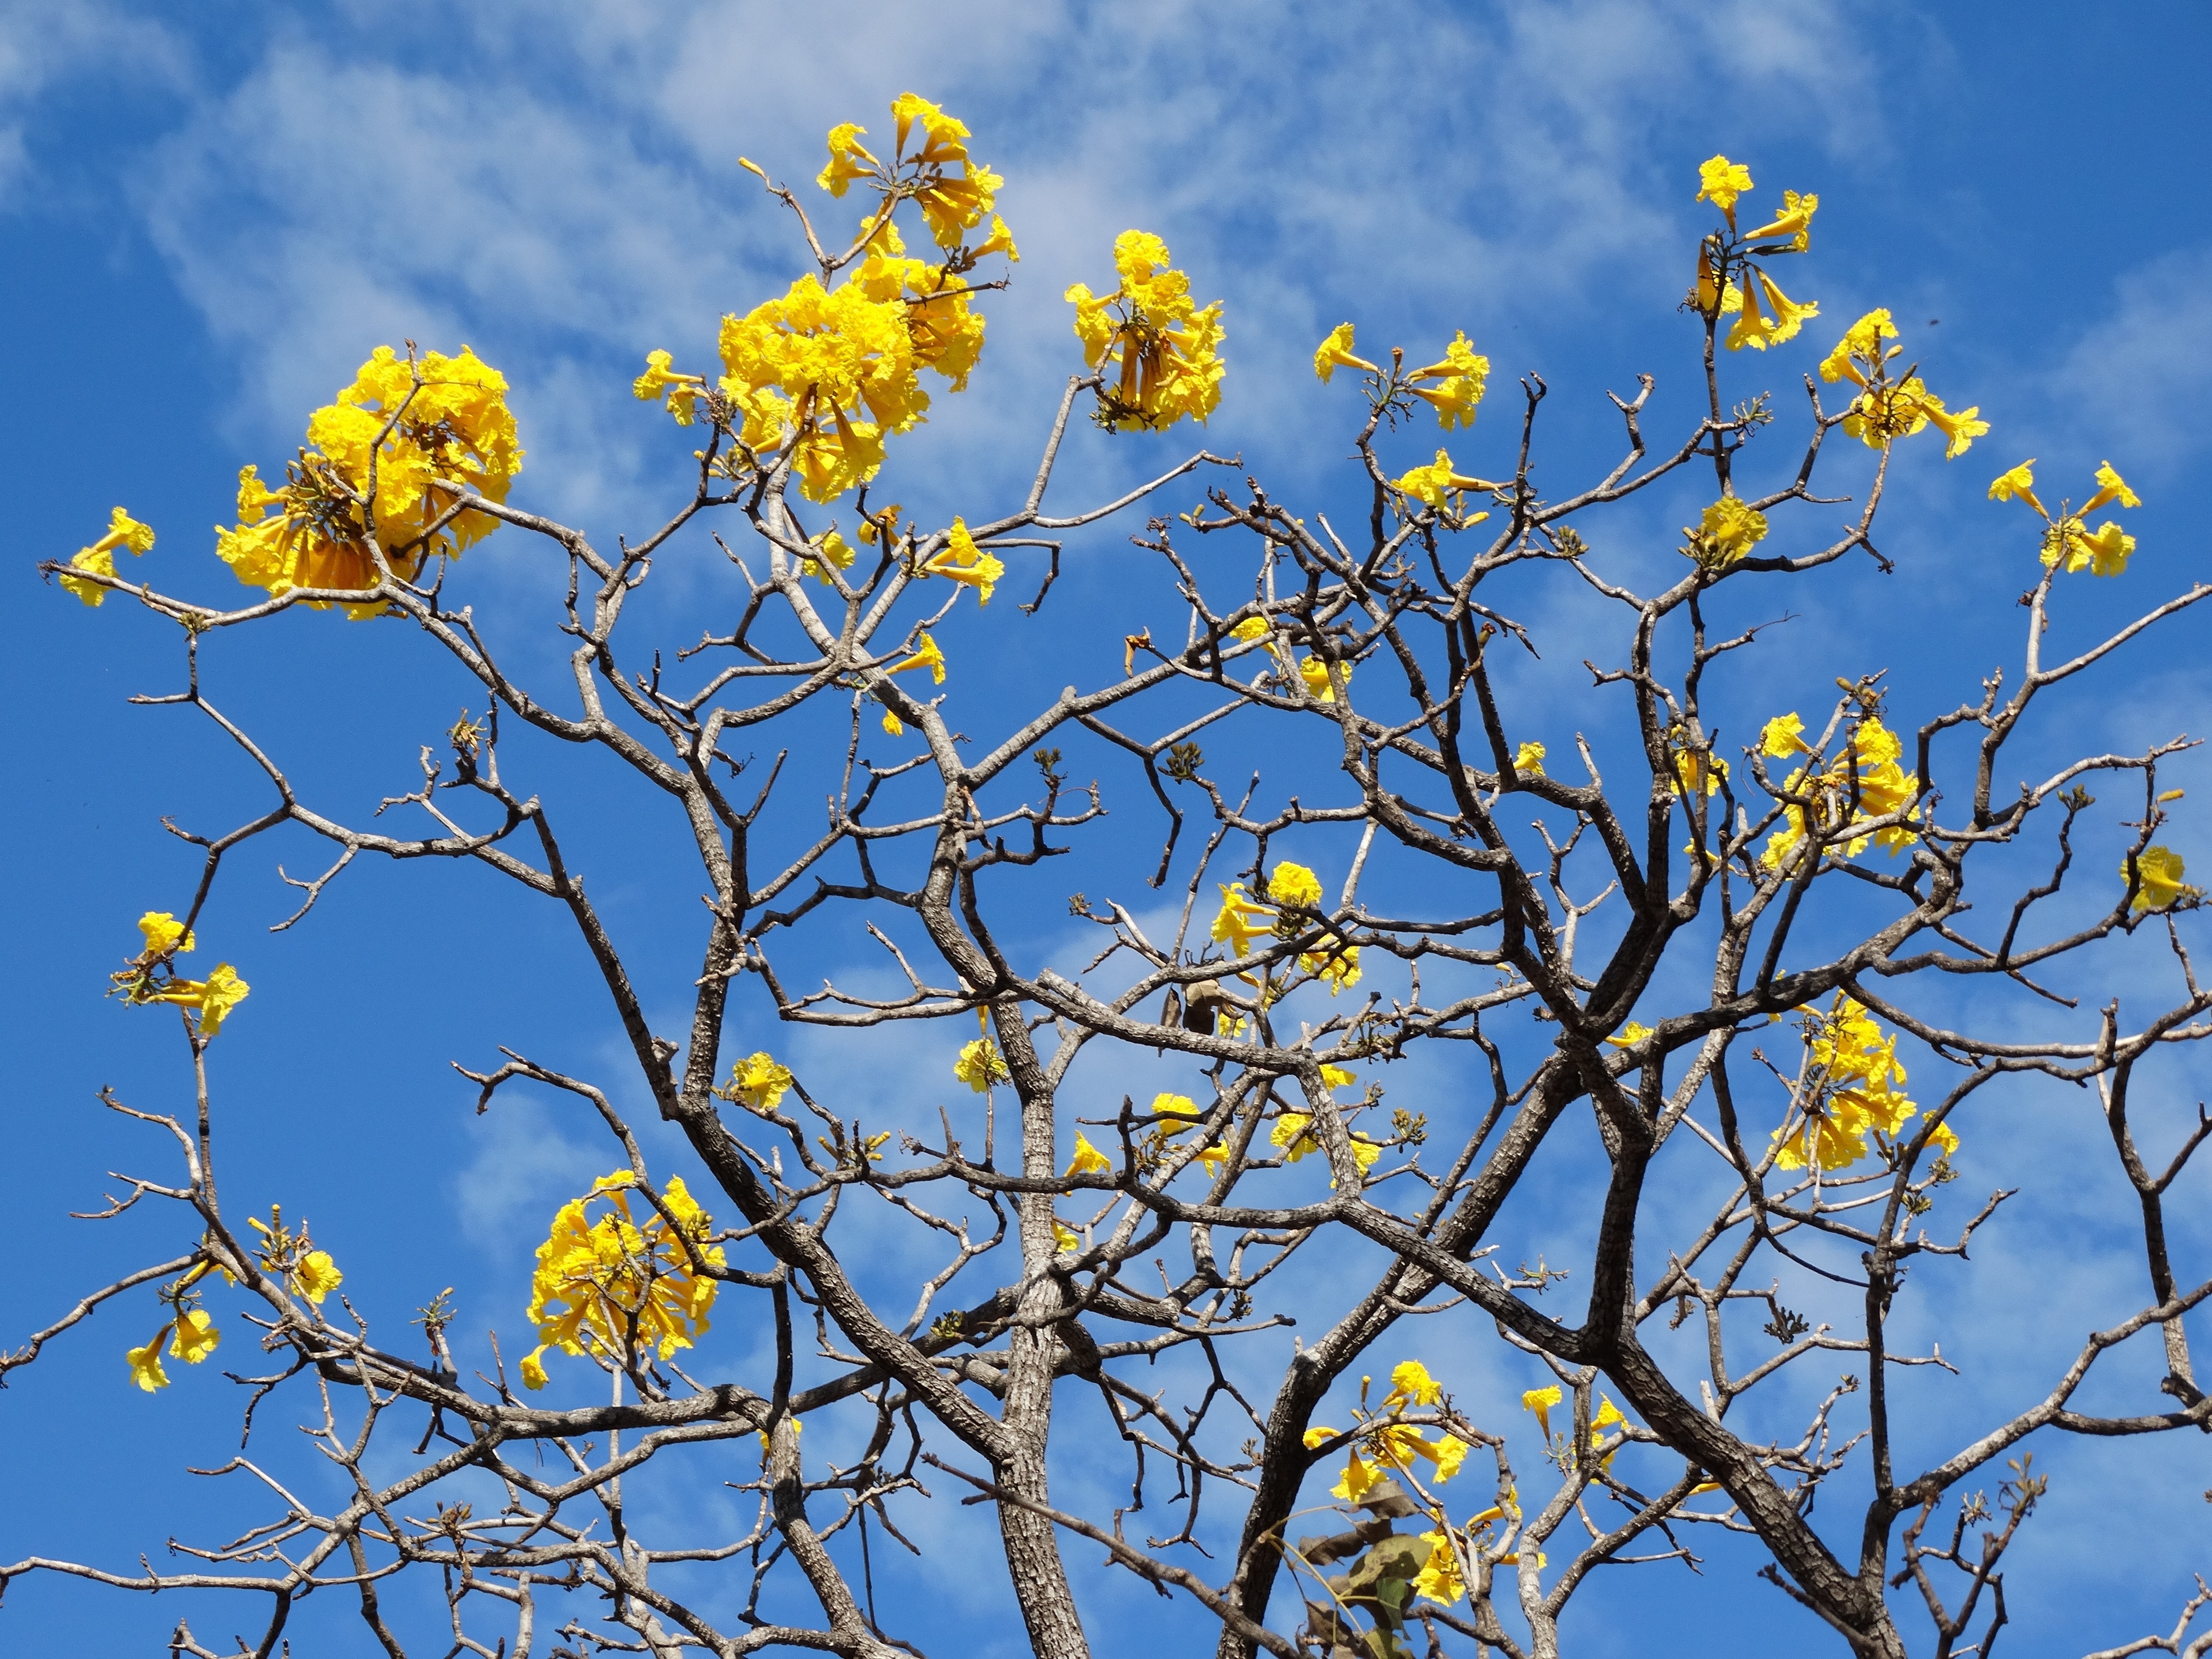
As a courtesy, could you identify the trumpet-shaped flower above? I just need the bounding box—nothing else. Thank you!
[137,911,195,958]
[168,1307,221,1366]
[126,1328,172,1392]
[1298,655,1350,703]
[1211,882,1277,956]
[1407,332,1490,429]
[920,518,1004,605]
[1385,1359,1444,1407]
[800,530,856,585]
[632,349,704,425]
[1267,861,1324,908]
[1726,268,1818,352]
[57,506,157,606]
[888,631,946,683]
[1988,460,2043,514]
[522,1170,722,1388]
[722,1051,795,1113]
[1313,322,1379,383]
[2084,460,2141,515]
[817,122,880,196]
[1065,1132,1111,1176]
[1394,448,1493,512]
[1414,1531,1467,1606]
[1515,740,1546,775]
[1522,1383,1563,1440]
[1696,155,1753,222]
[1771,996,1921,1171]
[2125,846,2193,912]
[1818,309,1899,387]
[954,1037,1010,1092]
[1739,189,1819,251]
[1686,495,1770,566]
[144,963,251,1038]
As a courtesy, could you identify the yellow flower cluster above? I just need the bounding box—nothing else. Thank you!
[216,347,522,617]
[919,517,1004,604]
[56,506,156,606]
[1682,495,1770,568]
[125,1211,342,1391]
[1758,711,1919,870]
[1146,1092,1231,1176]
[640,97,1016,503]
[1989,457,2142,577]
[520,1170,722,1390]
[1770,996,1957,1172]
[1316,323,1490,429]
[112,910,250,1039]
[1272,1064,1380,1186]
[1692,155,1819,351]
[1307,1359,1473,1538]
[1820,309,1988,459]
[1066,230,1225,431]
[1208,862,1362,989]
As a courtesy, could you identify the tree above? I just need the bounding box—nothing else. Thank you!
[12,96,2211,1659]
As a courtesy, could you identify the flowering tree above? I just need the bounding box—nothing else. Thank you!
[14,101,2212,1659]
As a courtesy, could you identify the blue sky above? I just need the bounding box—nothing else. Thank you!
[6,2,2212,1654]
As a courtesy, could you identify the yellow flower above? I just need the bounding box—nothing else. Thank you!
[217,347,522,615]
[973,214,1020,262]
[1211,881,1277,956]
[888,631,946,684]
[632,349,704,425]
[1194,1141,1231,1176]
[1066,1132,1112,1176]
[2125,846,2193,913]
[1303,1423,1342,1450]
[2076,521,2136,577]
[1064,230,1225,431]
[1272,1115,1382,1181]
[1394,448,1492,512]
[1605,1022,1654,1048]
[1687,495,1769,565]
[1514,740,1545,775]
[800,530,856,585]
[1267,861,1324,908]
[58,506,158,605]
[816,121,879,196]
[137,912,195,957]
[1696,154,1753,222]
[2084,460,2141,515]
[1413,1531,1467,1606]
[1988,459,2045,516]
[920,518,1004,605]
[1522,1383,1562,1440]
[524,1170,723,1387]
[954,1037,1010,1092]
[1300,937,1362,992]
[882,710,904,736]
[1313,322,1379,382]
[144,963,251,1038]
[1386,1359,1444,1406]
[1771,996,1921,1171]
[1739,189,1819,250]
[1053,1220,1081,1253]
[1760,716,1920,870]
[1298,655,1350,703]
[1928,1120,1961,1161]
[886,94,1003,249]
[1320,1063,1358,1090]
[1407,331,1490,429]
[1818,309,1898,387]
[168,1307,221,1366]
[1916,389,1990,460]
[126,1328,172,1392]
[1230,615,1271,642]
[1761,712,1813,757]
[1725,268,1817,352]
[295,1250,343,1305]
[1330,1447,1383,1503]
[723,1051,795,1112]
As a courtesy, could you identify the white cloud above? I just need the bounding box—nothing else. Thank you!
[2049,244,2212,481]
